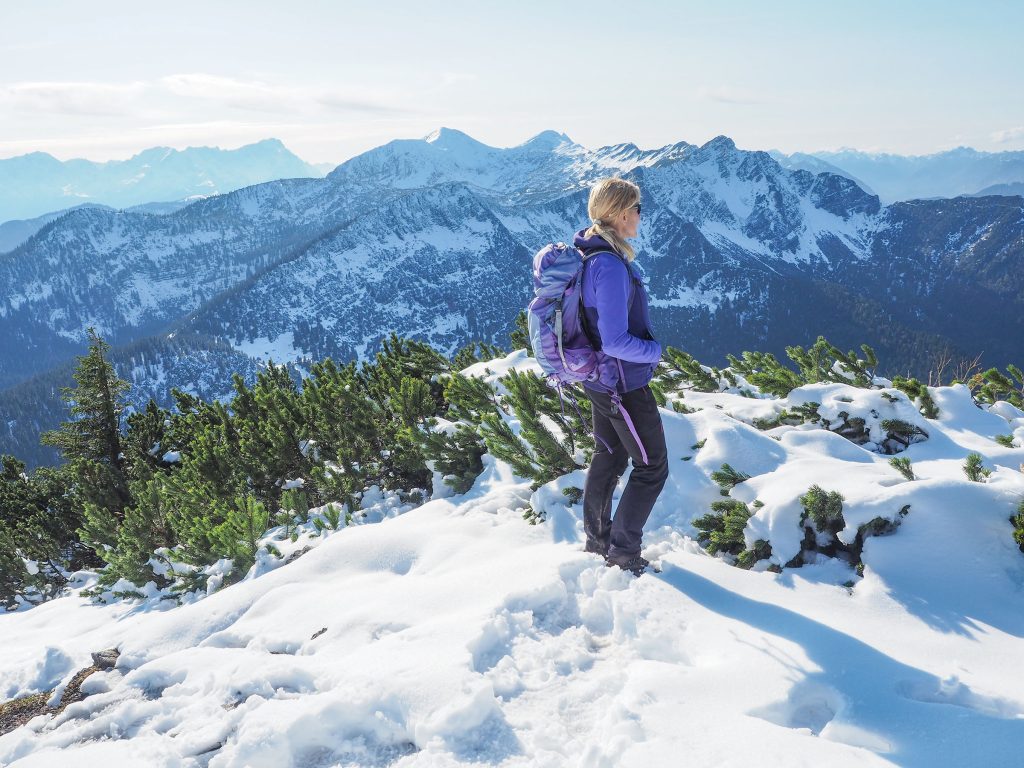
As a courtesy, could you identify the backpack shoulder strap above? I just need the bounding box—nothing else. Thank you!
[580,248,623,264]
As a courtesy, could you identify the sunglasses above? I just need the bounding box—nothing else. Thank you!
[632,203,642,215]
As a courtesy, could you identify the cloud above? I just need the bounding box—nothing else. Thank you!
[161,73,409,116]
[160,74,285,113]
[0,81,147,116]
[0,74,413,123]
[991,126,1024,144]
[697,86,765,105]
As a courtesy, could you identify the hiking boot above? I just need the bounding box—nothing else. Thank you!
[606,554,651,576]
[584,539,609,558]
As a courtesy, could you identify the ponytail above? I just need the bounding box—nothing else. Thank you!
[584,178,640,262]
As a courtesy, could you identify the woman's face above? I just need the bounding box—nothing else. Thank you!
[612,201,641,239]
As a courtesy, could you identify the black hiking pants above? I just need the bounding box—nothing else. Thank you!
[583,385,669,563]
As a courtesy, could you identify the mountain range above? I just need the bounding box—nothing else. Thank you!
[0,139,324,223]
[2,128,1023,466]
[774,146,1024,202]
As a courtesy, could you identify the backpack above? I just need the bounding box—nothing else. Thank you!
[527,242,618,392]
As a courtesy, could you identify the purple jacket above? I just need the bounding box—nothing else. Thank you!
[574,229,661,393]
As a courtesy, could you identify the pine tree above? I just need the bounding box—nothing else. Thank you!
[357,336,449,491]
[231,365,311,498]
[123,400,176,477]
[99,475,174,587]
[419,425,487,495]
[880,419,928,453]
[443,373,500,423]
[40,329,132,550]
[301,357,375,508]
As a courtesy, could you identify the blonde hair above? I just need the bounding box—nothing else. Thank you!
[584,177,641,262]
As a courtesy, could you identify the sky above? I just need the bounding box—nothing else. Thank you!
[1,0,1022,165]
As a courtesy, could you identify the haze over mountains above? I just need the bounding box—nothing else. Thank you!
[2,128,1023,466]
[772,146,1024,203]
[0,139,325,223]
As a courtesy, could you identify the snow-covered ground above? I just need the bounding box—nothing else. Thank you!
[2,353,1024,767]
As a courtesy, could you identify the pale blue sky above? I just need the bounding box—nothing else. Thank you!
[2,0,1021,163]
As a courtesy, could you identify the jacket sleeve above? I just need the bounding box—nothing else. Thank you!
[590,256,662,363]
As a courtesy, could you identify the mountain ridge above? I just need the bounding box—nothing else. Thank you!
[1,128,1022,467]
[0,139,326,222]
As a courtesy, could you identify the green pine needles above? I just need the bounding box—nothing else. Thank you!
[968,365,1024,409]
[479,369,590,489]
[801,485,846,535]
[963,453,992,482]
[710,464,752,496]
[1012,499,1024,553]
[692,500,771,569]
[891,376,940,419]
[7,327,1024,609]
[658,347,721,393]
[889,456,915,481]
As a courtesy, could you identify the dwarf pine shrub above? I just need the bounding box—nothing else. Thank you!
[478,369,591,489]
[800,485,846,535]
[736,539,772,569]
[710,463,752,496]
[1012,500,1024,553]
[658,347,721,393]
[889,456,915,481]
[562,486,583,505]
[725,350,802,397]
[880,419,929,453]
[693,500,752,556]
[968,365,1024,409]
[693,500,771,568]
[963,453,991,482]
[891,375,940,418]
[419,426,486,495]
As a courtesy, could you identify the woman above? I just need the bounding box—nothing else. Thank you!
[576,177,668,575]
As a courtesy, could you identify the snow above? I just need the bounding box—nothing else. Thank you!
[234,331,305,365]
[2,355,1024,766]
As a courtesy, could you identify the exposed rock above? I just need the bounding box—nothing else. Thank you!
[90,648,120,670]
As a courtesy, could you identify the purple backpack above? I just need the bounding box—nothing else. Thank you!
[527,242,618,392]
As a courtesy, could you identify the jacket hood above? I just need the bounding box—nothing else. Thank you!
[573,228,618,254]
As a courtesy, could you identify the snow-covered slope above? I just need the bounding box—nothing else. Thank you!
[2,351,1023,767]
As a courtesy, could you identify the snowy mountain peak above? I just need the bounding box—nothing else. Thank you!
[518,130,575,151]
[702,135,738,152]
[423,127,491,153]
